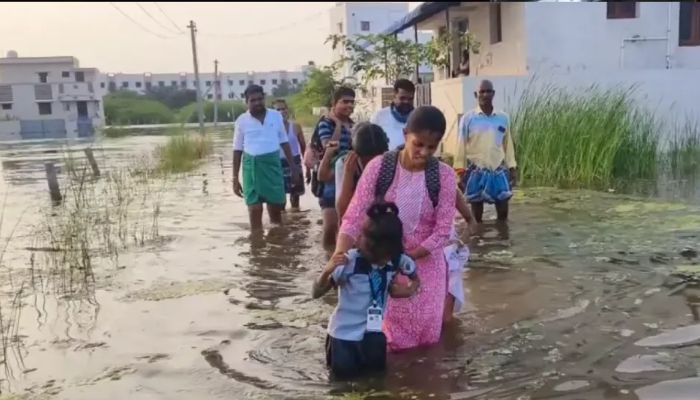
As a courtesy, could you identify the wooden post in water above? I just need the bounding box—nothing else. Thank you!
[83,148,101,178]
[44,162,62,203]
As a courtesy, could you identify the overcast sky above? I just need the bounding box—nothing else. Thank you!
[1,2,421,74]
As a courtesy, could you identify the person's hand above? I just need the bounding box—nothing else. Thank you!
[343,151,359,175]
[292,170,303,189]
[233,178,243,198]
[324,252,348,273]
[509,168,518,188]
[325,140,340,156]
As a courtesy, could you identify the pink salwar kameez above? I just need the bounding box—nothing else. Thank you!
[339,156,456,351]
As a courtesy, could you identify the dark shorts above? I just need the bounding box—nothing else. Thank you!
[319,182,336,209]
[325,332,387,379]
[281,155,305,196]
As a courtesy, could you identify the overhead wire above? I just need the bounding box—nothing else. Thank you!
[109,2,179,39]
[199,7,329,39]
[135,2,182,35]
[153,2,186,33]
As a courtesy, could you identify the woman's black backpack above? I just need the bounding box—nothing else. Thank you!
[374,150,441,208]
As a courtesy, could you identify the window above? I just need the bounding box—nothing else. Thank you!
[135,81,142,88]
[228,80,233,86]
[62,71,70,78]
[100,82,105,88]
[292,78,298,84]
[361,21,370,31]
[206,81,212,86]
[228,93,234,99]
[248,80,254,85]
[260,79,266,85]
[680,2,700,46]
[490,3,502,44]
[145,82,152,89]
[607,2,637,19]
[241,92,245,98]
[272,79,278,85]
[171,81,177,86]
[122,81,129,88]
[207,94,213,99]
[239,80,245,85]
[158,81,165,87]
[64,103,71,112]
[1,103,11,110]
[38,102,52,115]
[75,71,85,82]
[38,72,48,83]
[181,81,187,87]
[337,22,343,33]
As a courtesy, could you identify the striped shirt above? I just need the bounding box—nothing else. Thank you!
[317,118,353,154]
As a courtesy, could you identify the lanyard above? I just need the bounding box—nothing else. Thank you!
[368,269,386,308]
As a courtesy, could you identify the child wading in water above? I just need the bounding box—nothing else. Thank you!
[312,202,420,379]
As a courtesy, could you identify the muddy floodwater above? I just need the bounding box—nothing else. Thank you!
[1,132,699,400]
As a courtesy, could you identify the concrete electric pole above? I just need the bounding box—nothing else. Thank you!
[188,20,204,135]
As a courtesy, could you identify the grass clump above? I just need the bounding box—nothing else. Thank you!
[155,129,213,173]
[666,118,700,179]
[511,84,660,189]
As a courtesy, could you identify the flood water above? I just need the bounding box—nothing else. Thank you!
[1,132,699,400]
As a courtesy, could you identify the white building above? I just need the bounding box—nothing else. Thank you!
[383,1,700,155]
[96,65,311,101]
[0,52,104,141]
[329,2,434,119]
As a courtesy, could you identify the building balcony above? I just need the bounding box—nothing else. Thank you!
[57,82,98,101]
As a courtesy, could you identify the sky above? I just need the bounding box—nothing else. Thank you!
[1,2,421,74]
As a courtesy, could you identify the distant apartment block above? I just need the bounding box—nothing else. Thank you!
[97,64,313,101]
[0,51,105,141]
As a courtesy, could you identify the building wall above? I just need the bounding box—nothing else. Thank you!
[0,57,79,83]
[98,70,307,101]
[437,69,700,158]
[524,2,700,73]
[469,2,528,76]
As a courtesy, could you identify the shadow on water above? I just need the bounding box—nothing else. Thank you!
[2,133,700,399]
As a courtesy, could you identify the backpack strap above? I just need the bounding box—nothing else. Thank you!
[374,150,400,203]
[425,156,441,208]
[375,149,441,208]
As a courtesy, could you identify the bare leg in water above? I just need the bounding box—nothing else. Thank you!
[471,201,509,223]
[267,204,284,225]
[248,204,264,232]
[322,208,338,252]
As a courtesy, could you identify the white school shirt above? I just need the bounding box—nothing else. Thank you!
[370,106,406,150]
[233,109,288,156]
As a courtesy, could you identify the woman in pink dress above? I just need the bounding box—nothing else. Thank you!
[332,106,457,351]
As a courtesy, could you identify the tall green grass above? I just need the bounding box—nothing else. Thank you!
[511,84,660,189]
[666,119,700,179]
[155,129,213,173]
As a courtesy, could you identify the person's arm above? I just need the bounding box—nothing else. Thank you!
[232,119,244,197]
[320,115,342,147]
[334,157,384,256]
[277,115,300,183]
[312,253,349,299]
[318,142,339,182]
[295,123,306,157]
[456,114,470,170]
[336,152,357,221]
[503,114,517,186]
[455,190,474,225]
[407,164,457,260]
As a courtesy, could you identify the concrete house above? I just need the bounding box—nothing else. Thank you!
[0,51,104,141]
[382,1,700,154]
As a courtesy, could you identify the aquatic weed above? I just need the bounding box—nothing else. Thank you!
[155,128,213,174]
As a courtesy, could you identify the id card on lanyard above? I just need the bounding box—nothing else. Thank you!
[366,269,386,332]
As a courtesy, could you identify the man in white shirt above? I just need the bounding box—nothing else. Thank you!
[370,79,415,150]
[232,85,300,231]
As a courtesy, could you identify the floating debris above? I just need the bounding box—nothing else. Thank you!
[615,354,673,374]
[553,380,590,392]
[636,377,700,400]
[635,324,700,348]
[540,299,590,323]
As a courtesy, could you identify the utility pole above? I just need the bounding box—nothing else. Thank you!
[213,59,219,127]
[188,20,204,135]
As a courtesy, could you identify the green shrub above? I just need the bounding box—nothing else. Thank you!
[105,92,175,125]
[155,129,213,173]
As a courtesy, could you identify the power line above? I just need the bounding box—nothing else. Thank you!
[200,8,328,39]
[136,2,181,35]
[109,2,178,39]
[153,2,186,33]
